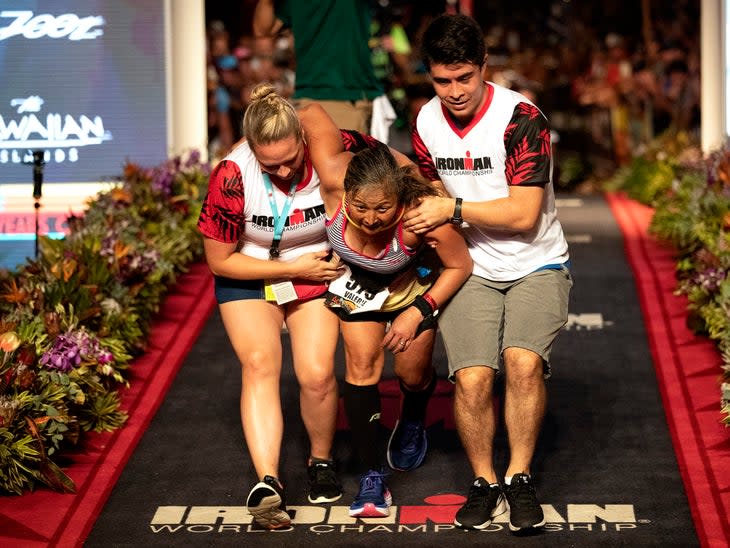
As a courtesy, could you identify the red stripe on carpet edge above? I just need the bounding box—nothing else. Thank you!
[43,262,215,548]
[605,192,729,548]
[605,195,707,514]
[618,198,730,547]
[622,196,730,547]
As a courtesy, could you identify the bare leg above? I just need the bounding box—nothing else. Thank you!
[503,346,546,477]
[454,366,498,483]
[219,300,286,479]
[287,299,340,460]
[341,320,386,386]
[392,328,435,390]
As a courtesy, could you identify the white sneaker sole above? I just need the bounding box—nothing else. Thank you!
[308,491,343,504]
[246,482,291,529]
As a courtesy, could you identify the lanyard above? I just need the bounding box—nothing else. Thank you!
[262,172,299,259]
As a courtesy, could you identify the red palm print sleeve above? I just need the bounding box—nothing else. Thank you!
[503,103,552,186]
[411,122,439,181]
[197,160,245,243]
[340,129,381,151]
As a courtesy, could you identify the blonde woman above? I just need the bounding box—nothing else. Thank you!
[198,83,364,529]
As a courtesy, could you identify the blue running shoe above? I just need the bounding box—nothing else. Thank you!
[387,419,427,471]
[348,470,393,517]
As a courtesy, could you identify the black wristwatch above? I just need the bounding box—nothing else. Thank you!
[449,197,463,225]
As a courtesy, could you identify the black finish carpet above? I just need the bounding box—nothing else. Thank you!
[84,193,699,547]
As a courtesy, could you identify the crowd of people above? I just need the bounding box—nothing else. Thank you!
[206,1,700,173]
[198,0,699,534]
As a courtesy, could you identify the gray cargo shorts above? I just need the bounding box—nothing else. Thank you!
[438,266,572,381]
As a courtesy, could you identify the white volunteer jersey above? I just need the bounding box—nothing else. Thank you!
[215,141,329,262]
[414,82,569,281]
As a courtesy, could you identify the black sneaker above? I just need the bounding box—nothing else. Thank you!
[307,458,343,503]
[246,475,291,530]
[503,473,546,532]
[454,477,507,530]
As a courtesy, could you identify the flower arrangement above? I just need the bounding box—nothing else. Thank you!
[607,132,730,425]
[0,151,210,494]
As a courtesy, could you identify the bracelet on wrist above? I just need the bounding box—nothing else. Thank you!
[422,293,438,312]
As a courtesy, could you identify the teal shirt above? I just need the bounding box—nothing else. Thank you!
[276,0,382,101]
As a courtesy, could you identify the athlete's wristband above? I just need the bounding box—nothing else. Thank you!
[412,294,440,336]
[412,294,439,319]
[422,293,438,312]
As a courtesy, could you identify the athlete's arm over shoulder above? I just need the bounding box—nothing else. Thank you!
[298,103,351,199]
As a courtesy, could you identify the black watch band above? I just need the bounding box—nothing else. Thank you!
[449,197,463,225]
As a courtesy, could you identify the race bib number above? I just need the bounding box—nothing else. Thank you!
[327,265,389,314]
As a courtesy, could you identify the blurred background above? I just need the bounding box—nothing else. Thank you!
[204,0,700,189]
[0,0,700,270]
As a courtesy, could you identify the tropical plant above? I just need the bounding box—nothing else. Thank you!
[604,130,703,205]
[0,150,210,494]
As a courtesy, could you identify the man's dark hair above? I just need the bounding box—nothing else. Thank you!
[421,14,486,72]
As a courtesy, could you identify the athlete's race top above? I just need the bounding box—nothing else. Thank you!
[325,199,417,275]
[324,195,438,316]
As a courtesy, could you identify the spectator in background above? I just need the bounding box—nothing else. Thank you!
[207,20,250,160]
[233,37,259,112]
[370,4,417,129]
[207,21,237,160]
[603,33,632,166]
[652,53,700,136]
[253,0,383,134]
[625,56,658,150]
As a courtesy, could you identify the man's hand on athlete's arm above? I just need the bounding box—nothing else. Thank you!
[403,184,546,235]
[402,195,455,234]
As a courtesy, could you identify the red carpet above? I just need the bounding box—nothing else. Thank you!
[0,262,216,548]
[1,194,729,547]
[606,192,730,548]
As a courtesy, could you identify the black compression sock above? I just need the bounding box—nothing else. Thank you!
[342,382,382,471]
[400,370,437,422]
